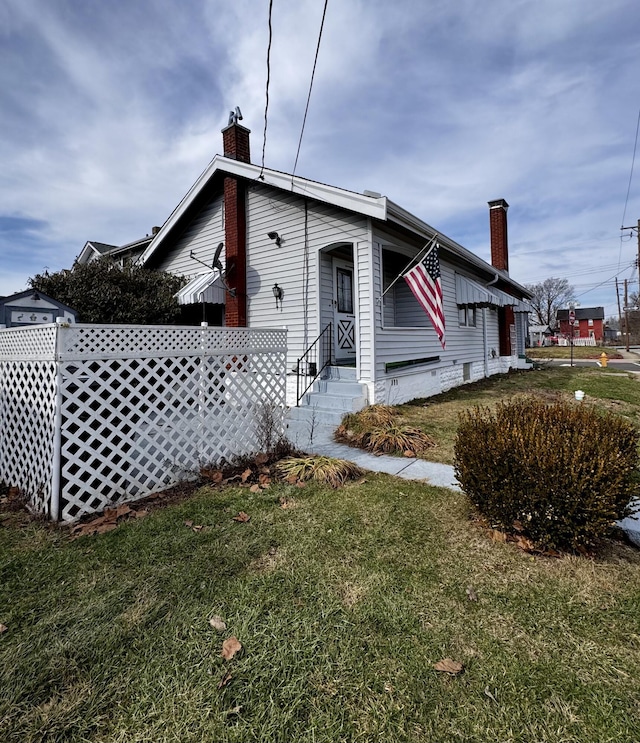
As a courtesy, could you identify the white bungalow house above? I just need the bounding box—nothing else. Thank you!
[88,118,531,413]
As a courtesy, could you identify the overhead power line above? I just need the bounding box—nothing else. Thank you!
[621,105,640,231]
[260,0,275,178]
[618,105,640,272]
[292,0,329,179]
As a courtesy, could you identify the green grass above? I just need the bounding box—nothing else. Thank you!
[2,478,640,742]
[399,366,640,464]
[527,346,620,359]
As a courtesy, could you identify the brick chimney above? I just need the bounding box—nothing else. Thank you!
[488,198,509,273]
[222,121,251,326]
[488,199,514,356]
[222,121,251,163]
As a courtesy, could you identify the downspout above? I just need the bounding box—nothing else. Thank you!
[482,308,489,378]
[484,273,499,376]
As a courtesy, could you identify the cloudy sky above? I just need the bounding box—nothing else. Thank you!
[2,0,640,318]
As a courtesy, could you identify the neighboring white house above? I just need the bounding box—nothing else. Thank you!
[0,290,77,328]
[76,234,155,267]
[82,118,532,407]
[528,324,552,347]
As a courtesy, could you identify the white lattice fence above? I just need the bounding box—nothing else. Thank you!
[0,325,59,516]
[0,323,287,521]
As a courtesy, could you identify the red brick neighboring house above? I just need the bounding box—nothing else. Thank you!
[556,307,604,341]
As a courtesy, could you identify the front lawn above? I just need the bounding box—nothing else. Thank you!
[399,366,640,464]
[527,346,621,360]
[1,478,640,742]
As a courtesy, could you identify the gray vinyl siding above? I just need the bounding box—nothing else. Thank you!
[373,245,487,378]
[394,281,429,327]
[244,183,369,372]
[155,195,225,277]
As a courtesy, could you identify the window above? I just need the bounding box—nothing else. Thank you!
[336,267,353,314]
[458,307,476,327]
[588,318,594,327]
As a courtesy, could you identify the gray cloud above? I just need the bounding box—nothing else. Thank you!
[1,0,639,318]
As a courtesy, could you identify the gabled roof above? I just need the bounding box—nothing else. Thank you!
[557,307,604,321]
[77,236,153,265]
[138,155,531,300]
[138,155,387,267]
[90,241,119,255]
[0,289,77,314]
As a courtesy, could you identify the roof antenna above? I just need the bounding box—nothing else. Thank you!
[228,106,243,126]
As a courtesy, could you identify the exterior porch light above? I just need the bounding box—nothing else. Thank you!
[272,283,283,309]
[267,231,282,247]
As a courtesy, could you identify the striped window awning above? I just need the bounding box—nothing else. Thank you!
[176,271,226,305]
[455,274,529,312]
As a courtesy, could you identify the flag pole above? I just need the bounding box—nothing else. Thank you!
[379,234,438,302]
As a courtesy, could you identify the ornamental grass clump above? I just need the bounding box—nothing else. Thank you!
[336,405,436,456]
[277,456,364,488]
[454,397,640,553]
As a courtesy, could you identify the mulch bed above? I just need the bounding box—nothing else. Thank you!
[1,448,303,538]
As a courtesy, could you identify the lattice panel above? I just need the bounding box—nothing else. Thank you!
[0,359,57,516]
[0,325,58,361]
[202,328,288,354]
[59,325,205,360]
[59,325,289,360]
[58,347,286,521]
[0,325,287,522]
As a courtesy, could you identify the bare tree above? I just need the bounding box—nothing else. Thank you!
[525,278,576,327]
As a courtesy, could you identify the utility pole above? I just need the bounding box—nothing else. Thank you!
[615,277,623,340]
[625,278,630,351]
[621,219,640,348]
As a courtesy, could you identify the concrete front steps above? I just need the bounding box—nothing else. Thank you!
[285,366,368,449]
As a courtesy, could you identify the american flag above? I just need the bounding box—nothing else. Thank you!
[403,245,446,349]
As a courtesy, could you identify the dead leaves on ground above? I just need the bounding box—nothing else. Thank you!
[433,658,464,675]
[70,504,149,539]
[0,623,7,635]
[221,636,243,661]
[466,586,478,602]
[209,615,227,632]
[232,511,251,523]
[488,524,562,558]
[184,520,207,533]
[207,617,243,690]
[199,454,275,492]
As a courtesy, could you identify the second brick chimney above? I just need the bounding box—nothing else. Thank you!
[488,198,514,356]
[222,121,251,326]
[488,198,509,273]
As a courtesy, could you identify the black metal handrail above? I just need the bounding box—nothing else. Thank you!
[296,323,332,406]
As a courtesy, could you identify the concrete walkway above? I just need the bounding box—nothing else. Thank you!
[289,420,460,491]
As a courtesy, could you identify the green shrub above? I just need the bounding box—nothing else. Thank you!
[454,397,640,552]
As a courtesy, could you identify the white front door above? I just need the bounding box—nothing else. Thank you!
[333,258,356,362]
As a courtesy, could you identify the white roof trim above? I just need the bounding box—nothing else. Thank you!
[176,271,226,305]
[140,155,387,266]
